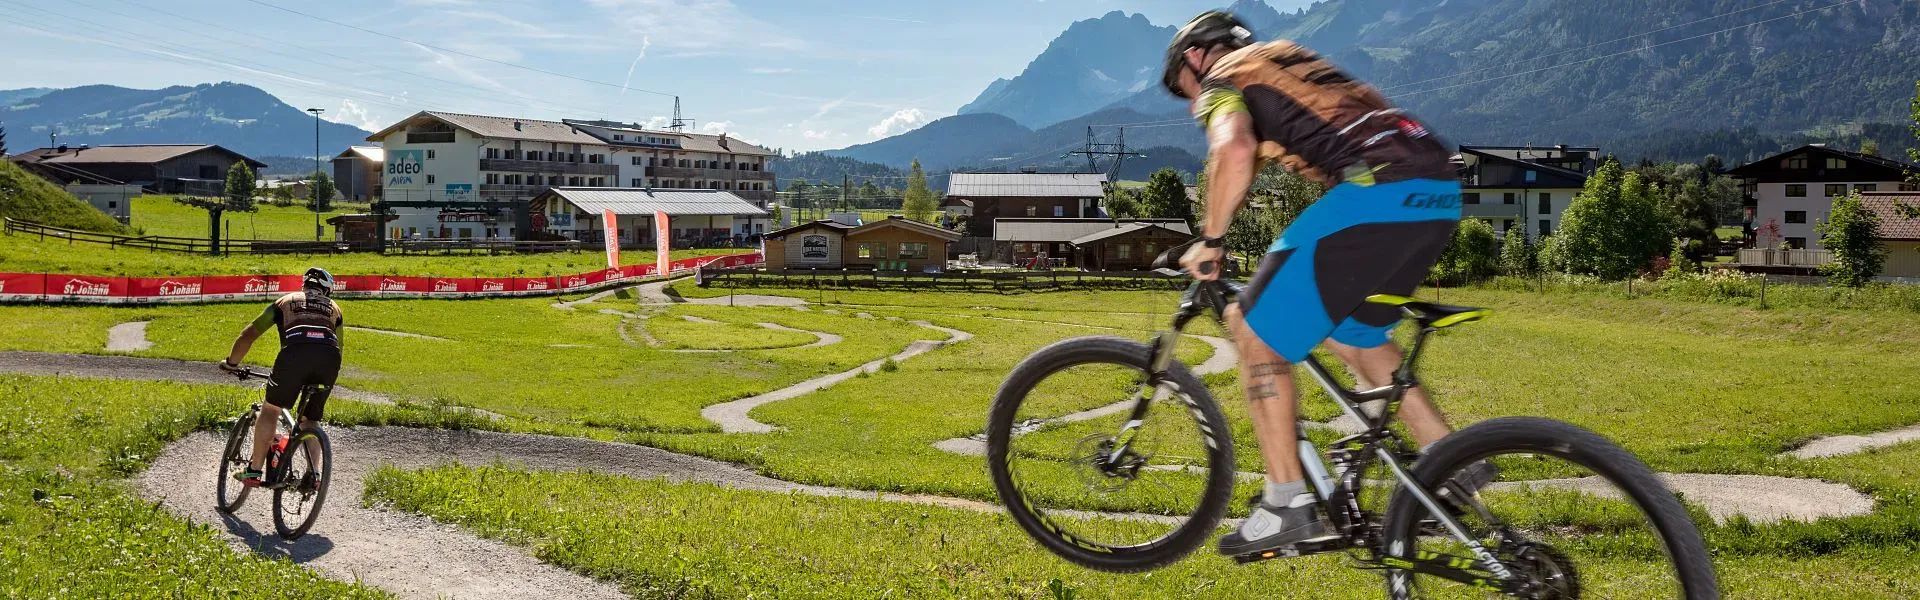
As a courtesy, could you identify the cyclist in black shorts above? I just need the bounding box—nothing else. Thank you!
[1162,11,1492,558]
[219,267,344,488]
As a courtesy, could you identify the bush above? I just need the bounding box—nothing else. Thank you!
[1500,230,1537,276]
[1432,218,1499,284]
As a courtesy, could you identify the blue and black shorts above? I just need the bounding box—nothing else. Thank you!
[1239,178,1462,362]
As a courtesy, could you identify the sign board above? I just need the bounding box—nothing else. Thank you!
[444,183,474,202]
[655,211,671,277]
[386,149,424,186]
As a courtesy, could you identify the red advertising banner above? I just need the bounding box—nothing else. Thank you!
[655,211,671,279]
[0,252,763,304]
[603,208,621,269]
[0,273,46,302]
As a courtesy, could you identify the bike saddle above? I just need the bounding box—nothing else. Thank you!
[1365,294,1490,329]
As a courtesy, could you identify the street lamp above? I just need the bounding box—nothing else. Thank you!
[307,107,324,241]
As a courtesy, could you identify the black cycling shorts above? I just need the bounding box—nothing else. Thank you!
[266,344,341,422]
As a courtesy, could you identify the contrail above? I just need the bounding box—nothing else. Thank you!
[620,36,651,96]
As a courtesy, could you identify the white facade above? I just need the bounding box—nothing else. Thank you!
[1461,187,1576,239]
[1750,180,1906,250]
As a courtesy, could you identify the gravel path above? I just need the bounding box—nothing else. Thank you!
[1784,424,1920,459]
[701,321,973,433]
[107,321,154,352]
[1487,473,1873,524]
[635,279,808,307]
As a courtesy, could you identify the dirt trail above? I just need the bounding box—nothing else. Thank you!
[702,321,973,433]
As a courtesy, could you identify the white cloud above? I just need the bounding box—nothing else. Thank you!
[867,108,931,138]
[700,121,734,134]
[748,67,795,75]
[587,0,802,52]
[802,130,833,141]
[334,99,386,131]
[641,116,672,129]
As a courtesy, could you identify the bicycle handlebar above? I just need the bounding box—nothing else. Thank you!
[222,362,271,380]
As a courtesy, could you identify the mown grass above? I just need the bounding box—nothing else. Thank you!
[0,233,748,277]
[641,310,819,350]
[0,374,385,598]
[129,195,366,240]
[365,463,1920,598]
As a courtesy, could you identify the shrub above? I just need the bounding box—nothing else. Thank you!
[1432,218,1499,284]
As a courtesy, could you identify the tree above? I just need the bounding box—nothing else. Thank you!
[223,161,258,213]
[1662,178,1718,261]
[1540,158,1669,279]
[1500,228,1536,276]
[1817,191,1886,287]
[1861,139,1880,157]
[1433,218,1498,284]
[857,181,882,208]
[1665,238,1702,277]
[1140,167,1194,223]
[1102,187,1141,219]
[307,172,336,213]
[901,159,937,222]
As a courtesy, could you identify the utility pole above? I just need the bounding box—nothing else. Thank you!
[1066,126,1145,216]
[308,107,324,241]
[841,174,850,217]
[669,96,693,132]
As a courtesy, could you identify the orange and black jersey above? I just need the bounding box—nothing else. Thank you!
[249,292,345,349]
[1191,41,1454,188]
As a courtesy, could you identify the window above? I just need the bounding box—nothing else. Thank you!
[1785,184,1807,197]
[1462,192,1481,205]
[1538,220,1552,237]
[631,156,642,166]
[614,134,624,141]
[1902,182,1919,192]
[1502,192,1516,204]
[426,174,435,184]
[1524,170,1537,183]
[695,160,705,168]
[1855,183,1877,192]
[1502,220,1516,233]
[1784,237,1806,249]
[1785,210,1807,224]
[487,148,499,159]
[1116,244,1132,259]
[857,242,884,259]
[899,242,929,259]
[426,149,435,160]
[631,178,642,187]
[1052,206,1065,217]
[486,173,499,184]
[1786,155,1808,169]
[107,201,116,209]
[1537,192,1551,214]
[1025,206,1037,217]
[1824,183,1846,197]
[1826,157,1847,169]
[679,159,690,168]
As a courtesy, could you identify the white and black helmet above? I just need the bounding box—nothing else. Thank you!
[303,267,335,293]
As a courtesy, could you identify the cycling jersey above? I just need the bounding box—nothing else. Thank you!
[251,292,345,349]
[1192,41,1453,188]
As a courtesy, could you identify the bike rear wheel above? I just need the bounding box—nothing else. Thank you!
[1381,417,1718,599]
[272,426,332,540]
[987,336,1236,573]
[215,412,255,513]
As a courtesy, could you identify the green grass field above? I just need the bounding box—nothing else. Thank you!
[0,233,749,277]
[129,195,367,240]
[7,278,1920,596]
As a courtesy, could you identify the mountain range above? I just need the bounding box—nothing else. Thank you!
[830,0,1920,174]
[0,83,373,161]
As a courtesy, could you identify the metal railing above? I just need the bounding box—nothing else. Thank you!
[385,239,583,255]
[479,158,619,177]
[647,166,776,181]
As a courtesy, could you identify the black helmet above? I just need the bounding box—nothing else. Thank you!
[303,267,335,293]
[1162,11,1255,99]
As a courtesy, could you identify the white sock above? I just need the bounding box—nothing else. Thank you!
[1262,480,1311,507]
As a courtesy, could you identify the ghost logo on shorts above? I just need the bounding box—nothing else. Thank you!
[1401,193,1460,209]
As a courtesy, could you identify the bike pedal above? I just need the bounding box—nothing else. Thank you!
[1232,537,1348,564]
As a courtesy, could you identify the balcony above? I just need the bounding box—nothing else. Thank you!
[646,166,775,181]
[1735,248,1830,268]
[1462,203,1523,219]
[480,158,619,177]
[406,131,455,144]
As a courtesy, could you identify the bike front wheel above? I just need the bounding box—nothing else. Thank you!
[986,336,1236,573]
[1381,417,1718,599]
[215,411,255,514]
[272,426,332,540]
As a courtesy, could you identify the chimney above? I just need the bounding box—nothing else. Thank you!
[513,121,523,131]
[718,133,729,150]
[56,144,68,153]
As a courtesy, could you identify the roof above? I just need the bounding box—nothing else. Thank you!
[337,146,384,162]
[366,111,603,145]
[1458,147,1589,183]
[11,144,265,168]
[849,216,961,241]
[993,218,1191,242]
[536,187,768,216]
[948,172,1107,198]
[1862,193,1920,241]
[765,220,855,239]
[1069,222,1189,246]
[1726,145,1920,180]
[677,132,776,157]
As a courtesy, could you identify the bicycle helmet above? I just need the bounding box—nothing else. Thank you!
[1162,11,1256,99]
[302,267,335,293]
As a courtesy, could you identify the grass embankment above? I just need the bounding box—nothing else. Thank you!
[0,375,385,598]
[0,233,749,277]
[129,195,366,240]
[0,159,125,233]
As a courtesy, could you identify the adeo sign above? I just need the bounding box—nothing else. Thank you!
[387,149,425,186]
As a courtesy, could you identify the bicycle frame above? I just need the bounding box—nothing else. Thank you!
[1110,276,1523,592]
[234,368,322,490]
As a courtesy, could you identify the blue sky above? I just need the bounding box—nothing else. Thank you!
[1,0,1311,151]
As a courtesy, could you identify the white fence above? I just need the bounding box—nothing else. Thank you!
[1736,248,1831,267]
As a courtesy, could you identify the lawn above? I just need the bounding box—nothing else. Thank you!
[6,277,1920,595]
[0,232,750,277]
[129,195,367,240]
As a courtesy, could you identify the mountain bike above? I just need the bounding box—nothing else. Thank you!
[985,252,1717,598]
[213,365,333,541]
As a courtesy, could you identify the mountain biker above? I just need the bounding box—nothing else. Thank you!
[218,267,344,488]
[1162,11,1491,559]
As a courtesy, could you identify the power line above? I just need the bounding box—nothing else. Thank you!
[240,0,677,99]
[1376,0,1798,92]
[1390,0,1856,99]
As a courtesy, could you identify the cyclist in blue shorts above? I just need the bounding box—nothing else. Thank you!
[1163,11,1492,558]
